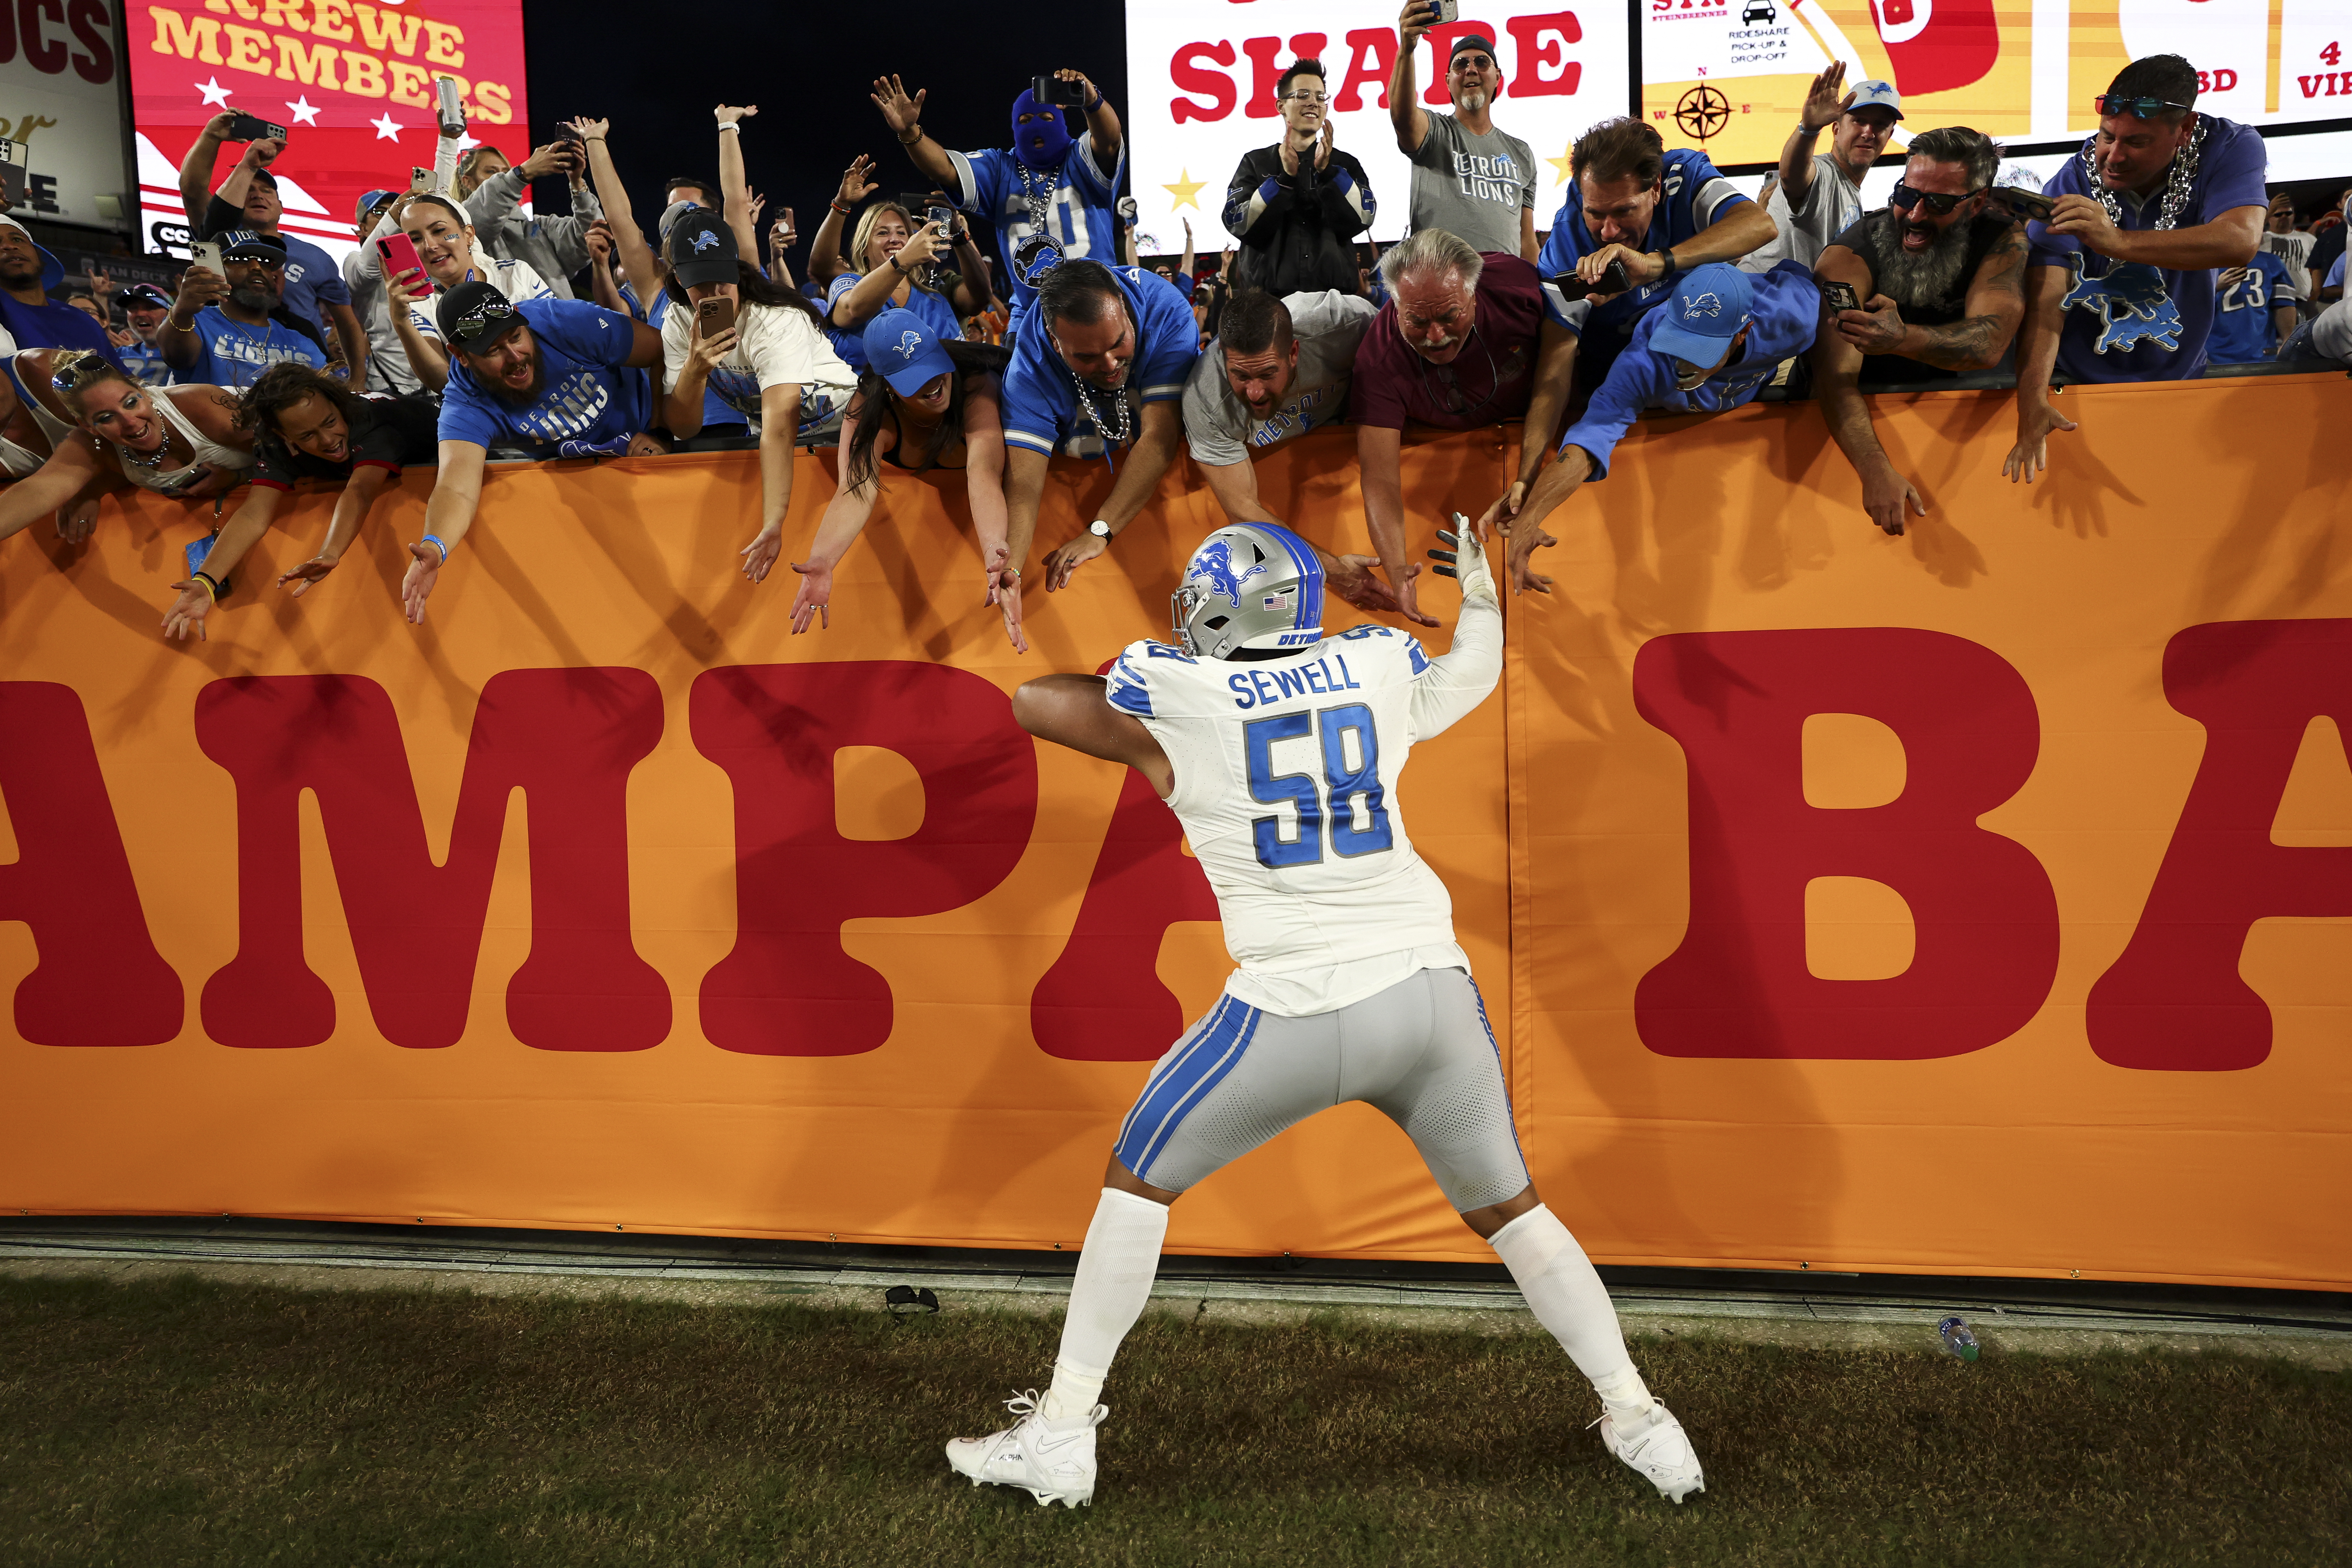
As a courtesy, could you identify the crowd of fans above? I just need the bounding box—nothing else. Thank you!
[3,10,2348,649]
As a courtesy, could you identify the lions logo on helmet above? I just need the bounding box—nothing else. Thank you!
[1171,523,1325,660]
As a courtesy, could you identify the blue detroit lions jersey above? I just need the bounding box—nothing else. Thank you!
[1000,265,1200,457]
[2206,251,2296,364]
[1536,148,1751,386]
[950,137,1126,318]
[438,298,650,451]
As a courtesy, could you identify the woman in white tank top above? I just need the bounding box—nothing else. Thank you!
[0,351,254,554]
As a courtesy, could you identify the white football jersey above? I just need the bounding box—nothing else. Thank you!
[1105,606,1502,1016]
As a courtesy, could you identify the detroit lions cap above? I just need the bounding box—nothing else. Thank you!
[354,188,398,227]
[214,229,288,262]
[666,209,738,288]
[657,198,702,243]
[1846,79,1903,120]
[864,307,956,397]
[1647,263,1753,369]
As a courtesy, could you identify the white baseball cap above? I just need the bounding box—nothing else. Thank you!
[1847,79,1904,120]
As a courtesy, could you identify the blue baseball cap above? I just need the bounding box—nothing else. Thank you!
[354,188,397,226]
[1648,263,1753,369]
[864,307,955,396]
[0,214,64,291]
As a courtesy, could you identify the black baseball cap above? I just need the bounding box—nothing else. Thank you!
[115,284,171,310]
[213,229,287,262]
[1450,32,1498,63]
[437,278,524,350]
[666,209,739,288]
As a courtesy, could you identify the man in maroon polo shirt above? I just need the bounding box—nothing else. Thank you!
[1350,227,1576,625]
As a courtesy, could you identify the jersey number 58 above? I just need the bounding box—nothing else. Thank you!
[1244,703,1394,868]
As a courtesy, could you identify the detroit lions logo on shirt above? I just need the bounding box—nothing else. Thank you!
[2061,259,2183,355]
[1189,540,1265,608]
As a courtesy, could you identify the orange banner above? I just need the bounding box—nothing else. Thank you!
[4,374,2350,1290]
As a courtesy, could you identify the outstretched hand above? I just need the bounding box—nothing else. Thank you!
[983,545,1030,654]
[871,76,926,135]
[1428,516,1498,607]
[2002,402,2078,484]
[401,541,442,624]
[789,558,831,630]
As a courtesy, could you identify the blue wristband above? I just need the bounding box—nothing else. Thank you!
[421,533,449,564]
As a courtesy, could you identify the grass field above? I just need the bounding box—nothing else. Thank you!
[1,1273,2346,1568]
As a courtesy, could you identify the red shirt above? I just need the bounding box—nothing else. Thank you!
[1347,252,1543,431]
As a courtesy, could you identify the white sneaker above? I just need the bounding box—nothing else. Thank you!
[1599,1400,1705,1503]
[944,1389,1102,1509]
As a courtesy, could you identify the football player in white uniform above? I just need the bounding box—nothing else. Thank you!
[944,518,1705,1508]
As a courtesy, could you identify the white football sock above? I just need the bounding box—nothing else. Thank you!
[1042,1187,1169,1429]
[1488,1204,1652,1417]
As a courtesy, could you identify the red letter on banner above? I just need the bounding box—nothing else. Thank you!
[1170,41,1238,124]
[691,662,1036,1056]
[196,670,667,1052]
[2088,619,2352,1071]
[1506,13,1582,98]
[1631,629,2057,1059]
[1334,28,1398,112]
[0,683,182,1047]
[1032,768,1223,1061]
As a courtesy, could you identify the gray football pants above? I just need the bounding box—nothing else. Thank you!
[1108,966,1531,1212]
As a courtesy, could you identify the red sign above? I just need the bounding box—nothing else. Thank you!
[123,1,531,263]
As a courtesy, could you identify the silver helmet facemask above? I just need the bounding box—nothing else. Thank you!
[1171,522,1326,659]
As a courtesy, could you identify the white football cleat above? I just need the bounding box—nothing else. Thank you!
[1600,1400,1706,1503]
[944,1389,1102,1509]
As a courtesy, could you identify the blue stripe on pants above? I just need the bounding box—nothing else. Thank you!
[1112,996,1235,1158]
[1113,997,1258,1180]
[1130,1003,1263,1180]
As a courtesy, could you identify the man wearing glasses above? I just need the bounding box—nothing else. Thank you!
[1223,58,1377,297]
[1349,228,1579,626]
[1810,126,2029,534]
[1390,5,1538,262]
[159,231,328,389]
[396,279,666,624]
[2006,54,2266,483]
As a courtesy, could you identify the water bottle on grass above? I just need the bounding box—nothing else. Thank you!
[1937,1315,1979,1362]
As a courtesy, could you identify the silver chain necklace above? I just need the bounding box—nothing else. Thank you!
[2082,117,2206,232]
[1077,379,1134,448]
[1015,162,1062,261]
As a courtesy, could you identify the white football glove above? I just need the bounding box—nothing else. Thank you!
[1430,513,1498,608]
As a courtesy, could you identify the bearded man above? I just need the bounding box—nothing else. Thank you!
[1810,126,2029,534]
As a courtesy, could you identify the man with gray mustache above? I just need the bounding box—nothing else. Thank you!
[1809,126,2029,535]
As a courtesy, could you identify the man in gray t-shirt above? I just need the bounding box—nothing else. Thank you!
[1390,6,1537,260]
[1742,65,1899,274]
[1183,288,1376,525]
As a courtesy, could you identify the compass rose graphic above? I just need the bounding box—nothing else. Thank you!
[1675,85,1731,142]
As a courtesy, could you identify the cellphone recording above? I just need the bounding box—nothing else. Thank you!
[374,232,424,288]
[1547,257,1631,301]
[1427,0,1461,22]
[188,240,226,278]
[697,296,737,338]
[1032,74,1088,108]
[224,113,290,144]
[1994,187,2056,224]
[1820,280,1861,314]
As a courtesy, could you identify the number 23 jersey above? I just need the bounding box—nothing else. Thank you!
[1104,614,1501,1016]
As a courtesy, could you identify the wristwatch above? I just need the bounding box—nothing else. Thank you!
[1654,248,1680,284]
[1088,520,1113,540]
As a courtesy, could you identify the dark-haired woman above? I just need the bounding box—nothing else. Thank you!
[0,351,253,552]
[158,363,440,641]
[374,191,554,394]
[661,208,857,583]
[788,308,1023,651]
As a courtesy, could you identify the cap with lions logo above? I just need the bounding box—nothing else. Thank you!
[1648,262,1754,369]
[862,306,956,397]
[665,209,739,288]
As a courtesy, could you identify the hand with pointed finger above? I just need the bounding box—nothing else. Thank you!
[789,559,832,631]
[1473,481,1525,541]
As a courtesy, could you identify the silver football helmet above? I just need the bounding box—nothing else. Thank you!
[1171,522,1325,660]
